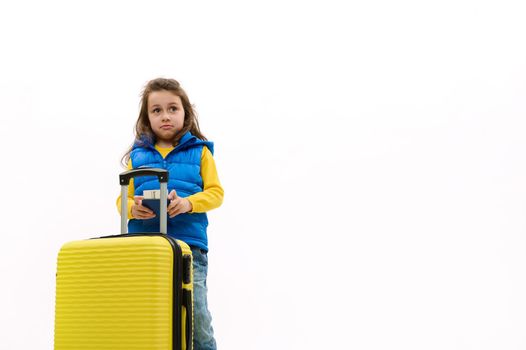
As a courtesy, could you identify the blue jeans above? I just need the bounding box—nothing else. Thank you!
[191,247,217,350]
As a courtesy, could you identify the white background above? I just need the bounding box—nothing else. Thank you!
[1,0,526,349]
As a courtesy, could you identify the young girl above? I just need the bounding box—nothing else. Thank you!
[117,78,223,350]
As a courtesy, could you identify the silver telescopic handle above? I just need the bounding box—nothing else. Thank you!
[119,168,169,235]
[159,182,168,234]
[120,184,128,235]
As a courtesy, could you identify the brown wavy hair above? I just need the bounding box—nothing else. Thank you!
[122,78,206,167]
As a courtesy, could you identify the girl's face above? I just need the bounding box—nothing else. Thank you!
[147,90,185,147]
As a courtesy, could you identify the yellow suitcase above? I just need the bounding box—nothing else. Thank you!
[54,169,193,350]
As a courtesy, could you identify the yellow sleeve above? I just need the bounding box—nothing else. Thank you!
[116,160,136,219]
[187,146,224,213]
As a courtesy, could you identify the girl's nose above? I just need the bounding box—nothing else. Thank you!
[161,112,170,120]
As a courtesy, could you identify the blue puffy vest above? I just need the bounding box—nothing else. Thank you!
[127,131,214,251]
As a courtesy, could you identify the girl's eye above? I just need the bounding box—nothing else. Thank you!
[169,106,177,112]
[152,108,161,113]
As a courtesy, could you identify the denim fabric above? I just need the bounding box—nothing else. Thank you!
[191,247,217,350]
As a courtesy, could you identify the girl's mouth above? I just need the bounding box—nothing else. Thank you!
[161,125,173,130]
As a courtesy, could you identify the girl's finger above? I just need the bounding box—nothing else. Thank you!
[137,205,154,214]
[168,198,182,210]
[168,206,177,217]
[135,206,155,218]
[169,203,183,217]
[139,212,156,219]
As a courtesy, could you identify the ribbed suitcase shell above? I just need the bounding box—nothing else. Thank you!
[54,234,193,350]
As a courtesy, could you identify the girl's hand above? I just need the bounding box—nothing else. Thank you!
[131,196,156,219]
[168,190,193,218]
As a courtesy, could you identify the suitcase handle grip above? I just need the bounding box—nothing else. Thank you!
[119,168,169,185]
[119,168,169,234]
